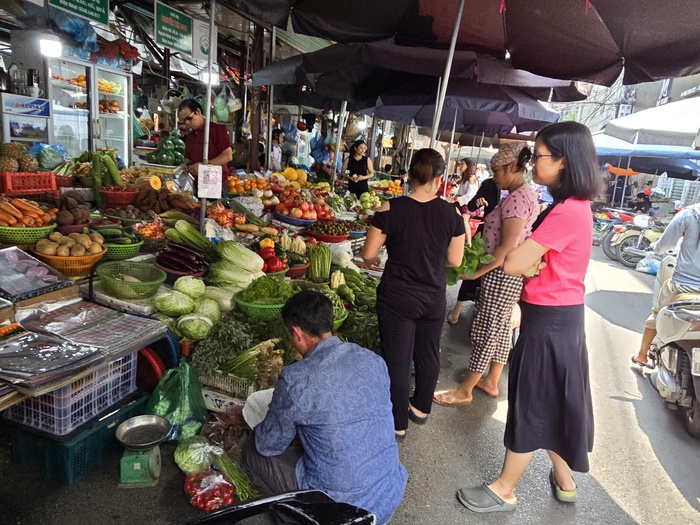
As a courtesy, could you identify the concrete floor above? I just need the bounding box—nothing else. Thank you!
[2,248,700,524]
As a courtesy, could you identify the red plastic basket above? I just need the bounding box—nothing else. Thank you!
[99,189,138,206]
[55,176,74,188]
[307,232,350,243]
[0,171,57,195]
[286,262,310,279]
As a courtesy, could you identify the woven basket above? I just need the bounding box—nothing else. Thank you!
[100,189,138,206]
[0,224,56,245]
[199,370,256,400]
[96,262,166,300]
[264,268,288,280]
[286,262,309,279]
[233,292,284,321]
[32,245,107,277]
[104,241,143,261]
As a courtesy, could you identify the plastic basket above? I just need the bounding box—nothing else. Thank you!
[334,309,348,331]
[32,245,107,277]
[0,223,56,245]
[96,261,166,300]
[199,369,257,400]
[286,262,310,279]
[308,232,350,243]
[0,171,57,194]
[348,230,367,239]
[104,241,143,261]
[264,268,288,280]
[5,351,138,437]
[55,175,74,188]
[100,189,138,206]
[8,393,148,485]
[233,291,284,321]
[56,222,90,236]
[274,212,317,227]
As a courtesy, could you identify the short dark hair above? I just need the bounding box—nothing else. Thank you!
[272,129,283,142]
[281,290,334,337]
[384,164,392,172]
[536,121,601,202]
[178,99,202,114]
[409,148,445,185]
[399,169,407,175]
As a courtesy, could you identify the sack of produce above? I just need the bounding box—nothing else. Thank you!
[145,360,208,441]
[184,468,236,511]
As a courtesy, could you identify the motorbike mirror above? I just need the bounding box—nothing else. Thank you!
[633,215,654,229]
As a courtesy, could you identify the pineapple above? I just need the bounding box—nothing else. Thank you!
[0,142,27,160]
[18,155,39,172]
[0,156,19,173]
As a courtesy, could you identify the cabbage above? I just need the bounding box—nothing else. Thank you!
[154,291,196,317]
[151,312,177,330]
[203,286,234,312]
[173,276,206,299]
[214,241,264,273]
[194,298,222,324]
[38,146,64,170]
[205,260,258,289]
[177,314,213,341]
[174,436,217,474]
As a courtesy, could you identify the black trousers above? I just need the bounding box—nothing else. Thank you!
[240,435,302,496]
[376,285,446,431]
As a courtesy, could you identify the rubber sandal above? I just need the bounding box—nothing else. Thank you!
[408,405,428,425]
[433,391,472,406]
[456,483,517,513]
[549,468,577,503]
[395,431,406,443]
[630,355,654,370]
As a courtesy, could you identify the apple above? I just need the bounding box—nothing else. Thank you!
[301,202,310,212]
[281,209,290,215]
[291,208,303,219]
[308,210,317,220]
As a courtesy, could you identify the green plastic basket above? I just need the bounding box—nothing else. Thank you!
[0,224,56,245]
[105,215,154,228]
[334,309,348,331]
[233,291,285,321]
[96,261,166,300]
[265,268,288,280]
[104,241,144,261]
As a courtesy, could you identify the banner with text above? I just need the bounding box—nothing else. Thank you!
[192,18,218,63]
[49,0,109,25]
[155,1,192,55]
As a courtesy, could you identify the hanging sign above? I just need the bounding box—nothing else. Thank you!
[48,0,110,25]
[155,1,192,55]
[192,19,218,62]
[197,165,223,199]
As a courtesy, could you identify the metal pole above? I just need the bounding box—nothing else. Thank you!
[621,155,633,207]
[430,0,466,148]
[241,22,250,139]
[611,156,622,205]
[430,77,442,148]
[368,114,377,167]
[475,132,485,164]
[408,124,417,167]
[266,26,276,171]
[331,100,348,186]
[444,107,458,199]
[200,0,217,233]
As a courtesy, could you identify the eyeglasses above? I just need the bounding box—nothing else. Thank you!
[181,113,195,122]
[531,152,554,163]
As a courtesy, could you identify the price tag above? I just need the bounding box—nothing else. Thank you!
[197,164,222,199]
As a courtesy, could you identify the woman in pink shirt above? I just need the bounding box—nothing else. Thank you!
[434,143,539,406]
[456,122,600,513]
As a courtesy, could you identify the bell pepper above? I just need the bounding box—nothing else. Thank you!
[259,237,275,249]
[259,247,276,261]
[267,256,286,272]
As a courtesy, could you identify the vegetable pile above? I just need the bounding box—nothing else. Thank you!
[35,231,104,257]
[307,243,332,282]
[0,198,57,228]
[239,276,295,305]
[446,233,495,285]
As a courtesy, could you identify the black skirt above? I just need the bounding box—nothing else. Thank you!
[504,301,594,472]
[457,277,481,302]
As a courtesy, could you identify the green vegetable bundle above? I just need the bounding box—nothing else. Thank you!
[239,276,295,305]
[446,233,495,286]
[307,243,332,282]
[190,312,256,375]
[213,453,259,501]
[318,285,347,321]
[339,306,381,353]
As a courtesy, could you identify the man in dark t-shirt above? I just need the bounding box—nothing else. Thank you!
[178,99,232,181]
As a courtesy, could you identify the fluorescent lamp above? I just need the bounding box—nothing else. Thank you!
[357,120,367,130]
[40,36,62,58]
[202,72,219,86]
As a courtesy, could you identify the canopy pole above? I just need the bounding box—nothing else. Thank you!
[430,77,442,147]
[368,114,377,168]
[475,132,485,164]
[621,156,633,207]
[444,107,458,199]
[200,0,217,233]
[241,22,251,142]
[266,26,276,171]
[408,124,417,167]
[611,156,622,206]
[430,0,466,148]
[331,100,348,186]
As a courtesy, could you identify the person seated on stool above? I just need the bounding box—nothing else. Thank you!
[240,291,407,525]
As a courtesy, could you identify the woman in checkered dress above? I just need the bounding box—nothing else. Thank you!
[434,143,539,406]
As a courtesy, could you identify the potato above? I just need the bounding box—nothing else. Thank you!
[37,241,59,256]
[56,236,71,245]
[89,232,104,245]
[75,234,92,249]
[64,238,76,248]
[70,244,86,257]
[88,243,103,254]
[56,245,70,257]
[48,232,63,242]
[68,233,81,239]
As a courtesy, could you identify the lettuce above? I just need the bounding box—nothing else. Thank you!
[203,286,234,312]
[173,276,206,299]
[154,290,196,317]
[214,241,264,273]
[177,314,213,341]
[205,260,258,289]
[240,276,295,305]
[194,298,222,324]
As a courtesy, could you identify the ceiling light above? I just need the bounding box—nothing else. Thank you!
[40,35,62,58]
[202,72,219,86]
[357,120,367,130]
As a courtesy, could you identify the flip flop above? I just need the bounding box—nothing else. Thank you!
[630,355,654,369]
[456,483,517,513]
[395,430,406,443]
[408,405,428,425]
[433,391,472,406]
[549,468,577,503]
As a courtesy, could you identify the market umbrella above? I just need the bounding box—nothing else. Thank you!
[360,77,559,136]
[599,156,699,180]
[225,0,700,86]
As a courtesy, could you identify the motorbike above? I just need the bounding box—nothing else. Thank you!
[609,214,664,268]
[646,252,700,439]
[598,208,637,261]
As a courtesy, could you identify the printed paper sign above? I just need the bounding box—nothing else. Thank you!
[192,19,218,62]
[197,164,222,199]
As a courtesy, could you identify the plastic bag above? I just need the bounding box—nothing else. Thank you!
[184,469,236,511]
[636,253,659,275]
[227,86,242,113]
[145,360,207,442]
[200,408,250,461]
[213,89,229,123]
[175,435,221,474]
[28,143,68,171]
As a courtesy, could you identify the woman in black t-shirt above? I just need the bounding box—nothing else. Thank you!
[362,149,466,441]
[342,140,374,198]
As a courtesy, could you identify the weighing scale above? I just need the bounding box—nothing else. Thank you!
[115,415,171,488]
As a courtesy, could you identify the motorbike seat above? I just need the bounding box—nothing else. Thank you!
[673,293,700,302]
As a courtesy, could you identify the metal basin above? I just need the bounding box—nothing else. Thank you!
[115,415,171,451]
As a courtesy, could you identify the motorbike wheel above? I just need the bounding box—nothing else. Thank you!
[685,400,700,439]
[615,237,650,268]
[601,230,618,261]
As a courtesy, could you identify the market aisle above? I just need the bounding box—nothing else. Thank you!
[391,248,700,524]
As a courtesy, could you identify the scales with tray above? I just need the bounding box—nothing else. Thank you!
[115,415,171,488]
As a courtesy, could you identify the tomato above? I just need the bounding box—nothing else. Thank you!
[267,256,286,272]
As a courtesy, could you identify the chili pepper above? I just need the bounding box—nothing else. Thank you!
[259,247,276,261]
[267,256,286,273]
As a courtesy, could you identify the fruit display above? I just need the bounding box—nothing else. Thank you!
[105,205,156,221]
[268,174,301,192]
[227,176,244,194]
[35,231,104,257]
[385,180,403,195]
[97,78,122,94]
[99,99,121,114]
[307,220,350,236]
[146,138,186,166]
[243,178,267,193]
[313,199,335,220]
[207,202,245,228]
[359,191,382,210]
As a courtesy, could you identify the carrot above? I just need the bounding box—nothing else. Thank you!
[22,211,39,219]
[0,323,21,337]
[40,213,52,224]
[0,210,17,225]
[0,219,8,227]
[20,216,35,226]
[0,201,23,219]
[47,208,59,214]
[10,199,43,215]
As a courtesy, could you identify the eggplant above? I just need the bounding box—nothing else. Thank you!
[167,241,206,261]
[156,252,204,274]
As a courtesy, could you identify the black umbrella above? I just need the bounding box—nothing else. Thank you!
[226,0,700,86]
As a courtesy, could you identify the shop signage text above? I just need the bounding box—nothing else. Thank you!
[155,1,192,55]
[49,0,109,26]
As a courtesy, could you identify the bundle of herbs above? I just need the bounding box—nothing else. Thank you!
[446,232,495,286]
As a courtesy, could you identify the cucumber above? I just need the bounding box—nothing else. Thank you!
[102,155,124,187]
[106,238,133,245]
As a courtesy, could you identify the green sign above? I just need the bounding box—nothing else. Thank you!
[49,0,109,25]
[155,1,192,55]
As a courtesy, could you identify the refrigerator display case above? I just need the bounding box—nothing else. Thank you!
[95,67,130,164]
[0,93,51,146]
